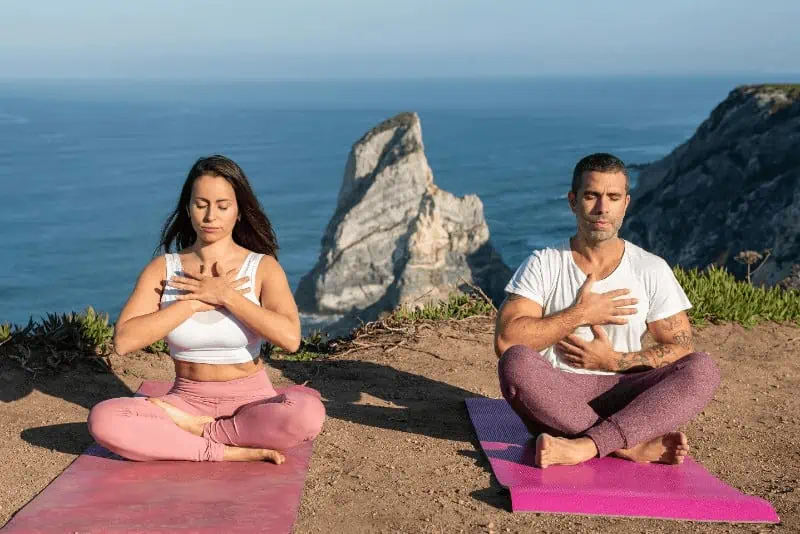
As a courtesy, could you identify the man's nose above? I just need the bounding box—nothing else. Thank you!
[595,196,610,213]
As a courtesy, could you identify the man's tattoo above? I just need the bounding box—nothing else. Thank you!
[618,344,676,371]
[672,330,692,349]
[661,314,682,331]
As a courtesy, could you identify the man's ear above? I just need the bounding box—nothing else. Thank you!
[567,191,577,213]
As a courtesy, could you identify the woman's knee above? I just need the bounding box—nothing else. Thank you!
[87,398,124,444]
[87,397,150,445]
[284,390,326,441]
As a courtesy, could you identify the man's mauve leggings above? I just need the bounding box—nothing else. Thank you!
[87,371,325,461]
[498,345,720,457]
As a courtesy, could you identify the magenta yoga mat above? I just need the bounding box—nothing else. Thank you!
[2,380,315,534]
[465,397,779,523]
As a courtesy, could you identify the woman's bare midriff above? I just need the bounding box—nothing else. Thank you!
[173,358,265,382]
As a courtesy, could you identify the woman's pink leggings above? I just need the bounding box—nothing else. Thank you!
[87,371,325,462]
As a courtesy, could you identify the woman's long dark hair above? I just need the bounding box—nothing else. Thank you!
[155,155,279,258]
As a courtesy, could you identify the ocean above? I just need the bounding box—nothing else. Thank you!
[0,76,767,327]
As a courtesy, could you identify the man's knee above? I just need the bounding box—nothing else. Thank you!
[498,344,550,399]
[498,345,545,383]
[680,352,721,395]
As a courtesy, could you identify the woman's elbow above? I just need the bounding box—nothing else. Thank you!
[113,336,130,356]
[112,328,134,356]
[284,337,302,354]
[278,325,302,354]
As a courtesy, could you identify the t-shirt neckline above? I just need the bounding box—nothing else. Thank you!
[566,237,628,283]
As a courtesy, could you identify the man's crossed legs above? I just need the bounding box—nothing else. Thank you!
[498,345,720,468]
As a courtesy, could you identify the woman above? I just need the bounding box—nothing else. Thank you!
[88,155,325,463]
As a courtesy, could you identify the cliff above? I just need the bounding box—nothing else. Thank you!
[622,84,800,288]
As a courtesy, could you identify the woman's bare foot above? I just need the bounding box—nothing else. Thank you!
[223,446,285,464]
[535,434,598,468]
[148,398,214,437]
[613,431,689,464]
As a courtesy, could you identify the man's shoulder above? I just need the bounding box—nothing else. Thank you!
[529,239,571,260]
[624,240,672,273]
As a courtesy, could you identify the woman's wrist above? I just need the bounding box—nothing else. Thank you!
[181,299,202,313]
[221,288,242,309]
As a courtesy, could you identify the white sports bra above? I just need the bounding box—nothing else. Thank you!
[160,251,265,364]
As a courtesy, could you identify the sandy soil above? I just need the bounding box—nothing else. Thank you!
[1,319,798,533]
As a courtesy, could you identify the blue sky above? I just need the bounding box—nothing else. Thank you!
[2,0,799,79]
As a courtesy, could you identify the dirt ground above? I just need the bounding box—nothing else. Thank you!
[1,318,798,533]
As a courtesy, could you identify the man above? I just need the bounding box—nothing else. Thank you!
[494,153,720,469]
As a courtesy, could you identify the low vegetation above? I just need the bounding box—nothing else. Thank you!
[2,267,798,372]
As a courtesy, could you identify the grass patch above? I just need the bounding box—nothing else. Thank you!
[393,292,495,322]
[266,291,496,361]
[747,84,800,99]
[675,266,800,327]
[268,331,333,361]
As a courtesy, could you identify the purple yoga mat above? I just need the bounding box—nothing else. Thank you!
[2,380,315,534]
[466,397,779,523]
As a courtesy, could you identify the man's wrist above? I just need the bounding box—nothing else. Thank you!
[607,350,623,372]
[570,302,588,326]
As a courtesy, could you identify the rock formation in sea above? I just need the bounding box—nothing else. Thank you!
[621,85,800,288]
[295,112,512,333]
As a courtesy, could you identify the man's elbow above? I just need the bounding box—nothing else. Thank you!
[494,335,512,359]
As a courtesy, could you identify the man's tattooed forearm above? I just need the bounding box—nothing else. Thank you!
[617,344,676,371]
[616,352,650,371]
[672,330,692,349]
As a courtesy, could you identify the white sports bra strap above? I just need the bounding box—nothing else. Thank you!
[246,253,264,294]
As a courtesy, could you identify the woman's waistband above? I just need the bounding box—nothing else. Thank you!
[168,369,276,398]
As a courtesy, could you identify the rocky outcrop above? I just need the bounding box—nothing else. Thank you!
[622,85,800,287]
[295,112,511,332]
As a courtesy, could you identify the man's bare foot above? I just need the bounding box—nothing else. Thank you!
[536,434,598,468]
[148,398,214,437]
[613,431,689,464]
[223,446,285,464]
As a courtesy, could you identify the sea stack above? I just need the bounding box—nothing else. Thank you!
[295,112,512,332]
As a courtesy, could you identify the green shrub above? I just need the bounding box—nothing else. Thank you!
[145,339,169,354]
[675,265,800,327]
[0,322,10,343]
[0,307,114,372]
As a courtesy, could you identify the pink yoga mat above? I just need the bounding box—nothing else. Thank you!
[2,380,315,534]
[466,397,780,523]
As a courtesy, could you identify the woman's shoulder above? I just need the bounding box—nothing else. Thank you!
[130,255,168,287]
[144,254,169,273]
[253,253,285,279]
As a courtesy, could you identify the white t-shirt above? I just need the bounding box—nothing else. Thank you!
[504,239,692,376]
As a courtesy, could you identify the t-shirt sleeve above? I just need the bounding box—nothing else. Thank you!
[504,251,547,306]
[645,259,693,322]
